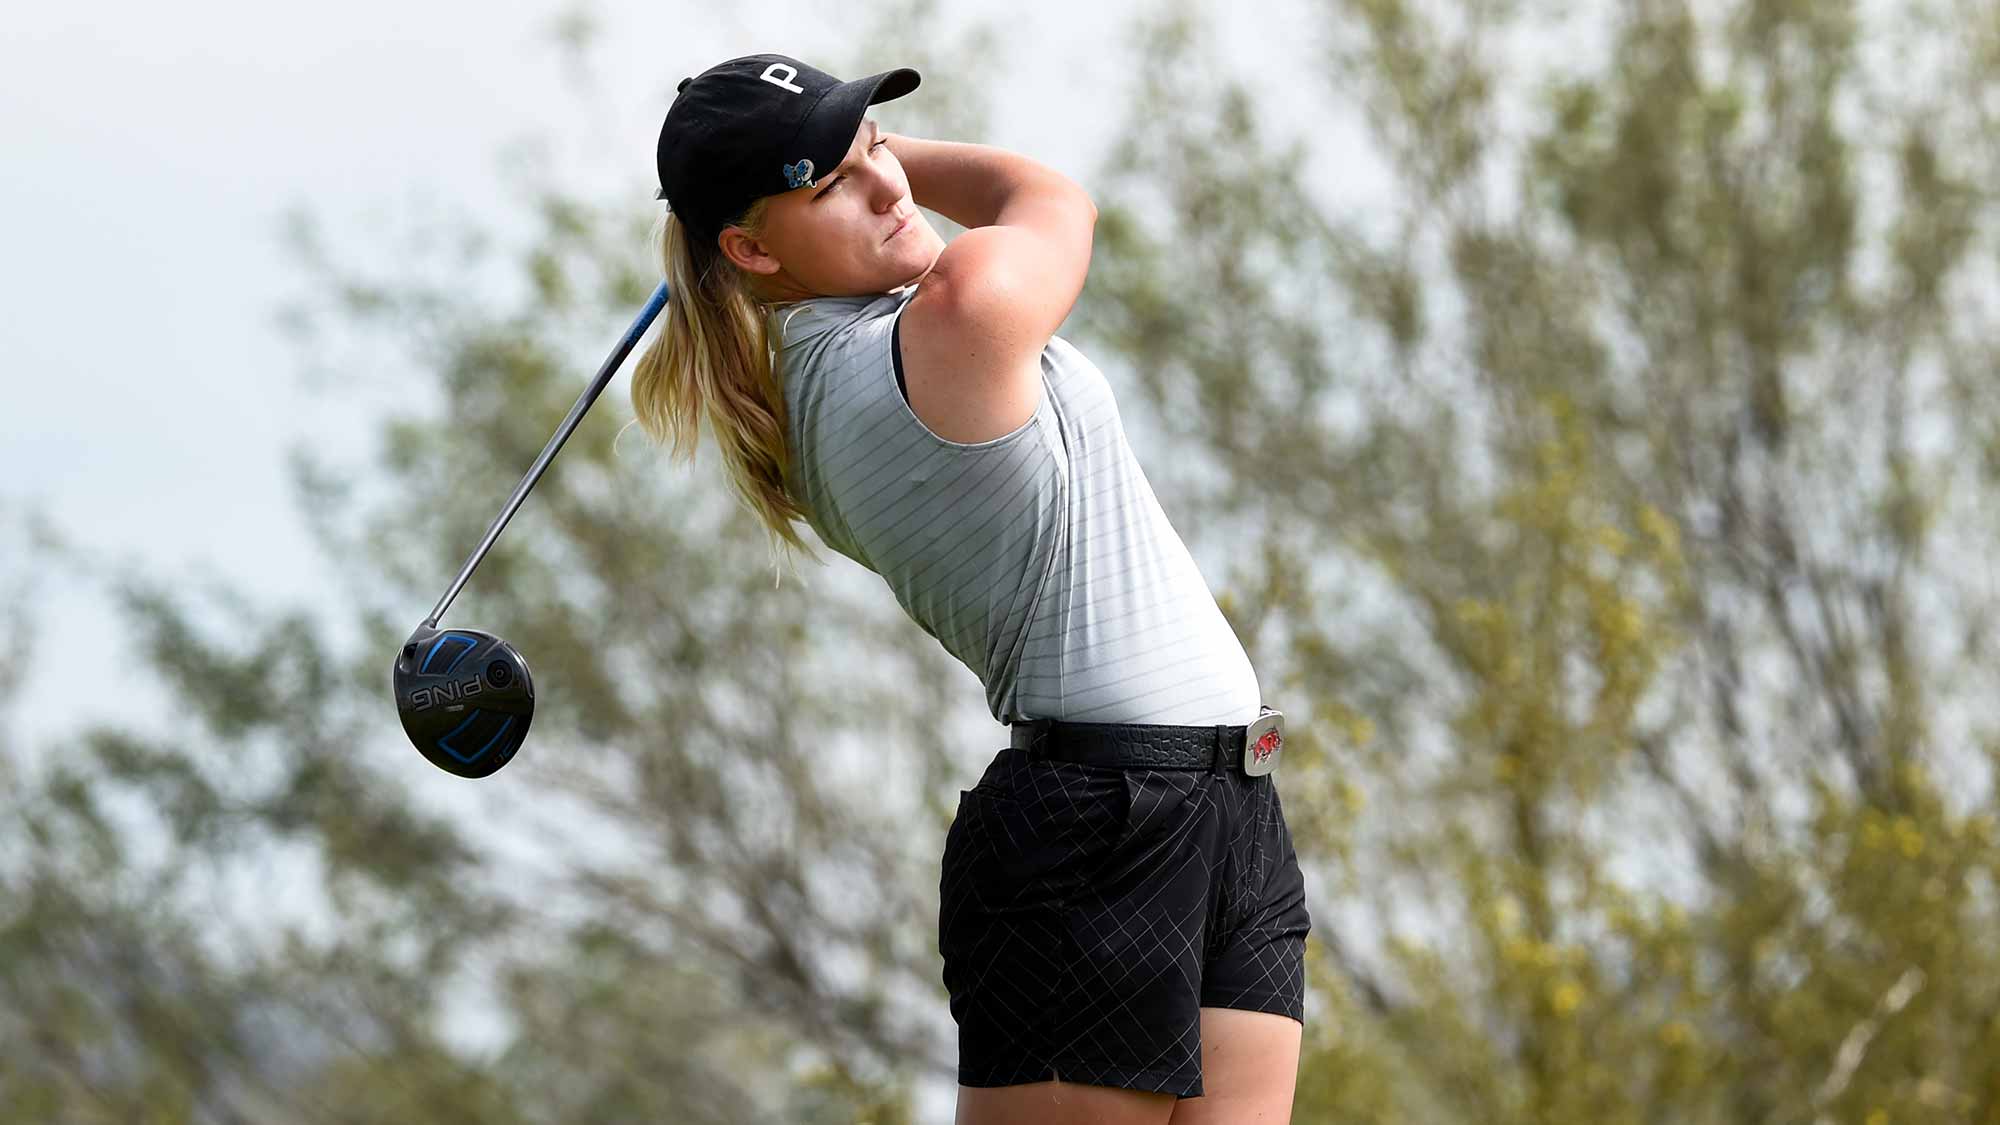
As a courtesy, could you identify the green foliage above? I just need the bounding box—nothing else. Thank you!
[1080,0,2000,1120]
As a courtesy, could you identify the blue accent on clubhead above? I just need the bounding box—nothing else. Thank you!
[435,709,516,764]
[399,282,660,779]
[420,633,479,675]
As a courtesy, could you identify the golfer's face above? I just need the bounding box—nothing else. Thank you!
[753,118,943,296]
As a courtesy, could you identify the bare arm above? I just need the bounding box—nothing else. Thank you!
[885,133,1098,233]
[883,133,1098,444]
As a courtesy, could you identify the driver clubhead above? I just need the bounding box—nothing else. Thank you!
[393,623,534,778]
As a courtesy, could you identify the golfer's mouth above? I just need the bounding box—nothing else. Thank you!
[885,213,914,242]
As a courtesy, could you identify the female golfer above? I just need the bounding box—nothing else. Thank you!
[633,54,1312,1124]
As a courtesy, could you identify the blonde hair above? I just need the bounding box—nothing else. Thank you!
[627,203,822,585]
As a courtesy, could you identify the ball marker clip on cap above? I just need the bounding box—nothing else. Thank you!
[654,54,920,242]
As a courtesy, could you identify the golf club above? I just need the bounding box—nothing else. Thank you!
[392,281,672,778]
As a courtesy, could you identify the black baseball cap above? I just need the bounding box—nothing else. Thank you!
[655,54,921,250]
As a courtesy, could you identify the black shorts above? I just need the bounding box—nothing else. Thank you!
[938,744,1312,1099]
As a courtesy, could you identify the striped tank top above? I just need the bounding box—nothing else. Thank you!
[771,284,1262,727]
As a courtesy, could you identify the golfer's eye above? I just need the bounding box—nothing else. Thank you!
[818,144,887,200]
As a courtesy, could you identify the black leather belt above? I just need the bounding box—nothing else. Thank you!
[1009,706,1286,777]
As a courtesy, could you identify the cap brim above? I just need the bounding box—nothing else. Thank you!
[789,67,922,190]
[862,67,921,104]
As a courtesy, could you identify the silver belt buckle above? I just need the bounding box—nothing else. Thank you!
[1241,709,1284,776]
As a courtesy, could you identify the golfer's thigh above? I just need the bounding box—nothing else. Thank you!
[1166,1007,1303,1125]
[955,1080,1177,1125]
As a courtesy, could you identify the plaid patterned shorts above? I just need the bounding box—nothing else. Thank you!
[938,744,1311,1099]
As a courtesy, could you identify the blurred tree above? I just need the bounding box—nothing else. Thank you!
[0,503,530,1124]
[0,2,994,1122]
[1079,0,2000,1121]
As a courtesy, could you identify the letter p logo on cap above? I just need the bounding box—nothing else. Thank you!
[760,63,805,94]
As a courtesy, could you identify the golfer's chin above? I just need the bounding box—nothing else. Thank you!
[884,235,946,295]
[795,234,942,299]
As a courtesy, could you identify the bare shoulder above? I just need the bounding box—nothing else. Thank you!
[894,190,1096,445]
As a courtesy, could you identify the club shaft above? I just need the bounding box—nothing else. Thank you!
[426,281,673,627]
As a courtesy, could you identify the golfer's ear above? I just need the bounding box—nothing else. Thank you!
[719,227,782,276]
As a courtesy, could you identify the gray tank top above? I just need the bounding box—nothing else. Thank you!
[771,285,1262,727]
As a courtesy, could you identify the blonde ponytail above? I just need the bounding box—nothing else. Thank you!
[628,204,822,585]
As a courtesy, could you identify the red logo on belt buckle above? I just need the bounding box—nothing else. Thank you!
[1242,710,1284,777]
